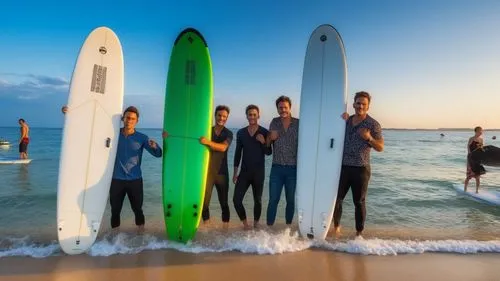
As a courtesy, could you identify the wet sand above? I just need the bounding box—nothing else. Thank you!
[1,249,499,281]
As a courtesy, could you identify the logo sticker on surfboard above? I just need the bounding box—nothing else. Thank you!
[185,60,196,85]
[90,64,107,94]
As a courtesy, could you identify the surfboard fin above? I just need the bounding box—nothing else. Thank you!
[321,212,327,229]
[91,221,100,234]
[298,209,303,223]
[57,221,64,232]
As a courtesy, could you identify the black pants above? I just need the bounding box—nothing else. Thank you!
[333,166,371,232]
[233,168,265,221]
[109,178,144,228]
[202,173,230,222]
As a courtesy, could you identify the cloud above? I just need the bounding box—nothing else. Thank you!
[0,74,70,127]
[27,74,68,87]
[0,73,69,101]
[0,74,289,128]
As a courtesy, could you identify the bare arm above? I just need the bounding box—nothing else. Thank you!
[467,137,473,153]
[368,136,384,152]
[367,121,384,152]
[204,140,229,152]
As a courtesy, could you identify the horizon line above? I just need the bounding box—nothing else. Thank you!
[1,126,500,131]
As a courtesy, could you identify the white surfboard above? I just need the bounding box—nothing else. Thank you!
[297,24,348,240]
[452,183,500,206]
[57,26,124,255]
[0,157,32,164]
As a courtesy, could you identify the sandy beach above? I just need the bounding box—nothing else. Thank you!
[1,250,499,281]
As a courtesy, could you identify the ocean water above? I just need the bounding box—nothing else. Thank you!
[0,127,499,258]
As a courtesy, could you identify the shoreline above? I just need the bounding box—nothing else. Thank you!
[2,222,499,244]
[1,223,499,260]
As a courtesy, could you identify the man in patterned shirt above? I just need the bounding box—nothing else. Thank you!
[333,91,384,237]
[265,95,299,227]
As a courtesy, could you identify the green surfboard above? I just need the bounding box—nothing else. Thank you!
[162,28,213,242]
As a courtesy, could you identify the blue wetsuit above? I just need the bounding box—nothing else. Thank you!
[110,130,162,228]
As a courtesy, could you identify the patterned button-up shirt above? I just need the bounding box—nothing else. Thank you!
[269,117,299,166]
[342,115,382,167]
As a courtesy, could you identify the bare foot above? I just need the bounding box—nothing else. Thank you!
[137,225,145,234]
[242,220,251,230]
[356,231,363,237]
[111,226,120,235]
[331,226,341,238]
[222,222,229,232]
[327,226,337,237]
[253,221,260,229]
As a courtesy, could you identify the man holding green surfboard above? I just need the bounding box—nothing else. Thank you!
[164,104,234,230]
[199,105,233,230]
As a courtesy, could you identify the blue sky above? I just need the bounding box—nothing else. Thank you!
[1,0,499,129]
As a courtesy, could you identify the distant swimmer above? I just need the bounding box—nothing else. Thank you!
[493,136,497,140]
[18,119,30,159]
[440,133,445,137]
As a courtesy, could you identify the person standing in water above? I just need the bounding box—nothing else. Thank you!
[233,105,272,230]
[199,105,233,230]
[464,126,485,193]
[266,95,299,227]
[18,119,30,159]
[62,105,163,233]
[333,91,384,237]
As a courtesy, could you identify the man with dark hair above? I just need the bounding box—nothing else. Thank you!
[333,91,384,237]
[62,105,163,233]
[199,105,233,230]
[233,104,272,230]
[18,118,30,159]
[266,95,299,227]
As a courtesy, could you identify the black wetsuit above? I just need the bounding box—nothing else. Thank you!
[333,115,382,233]
[202,126,233,223]
[233,126,272,222]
